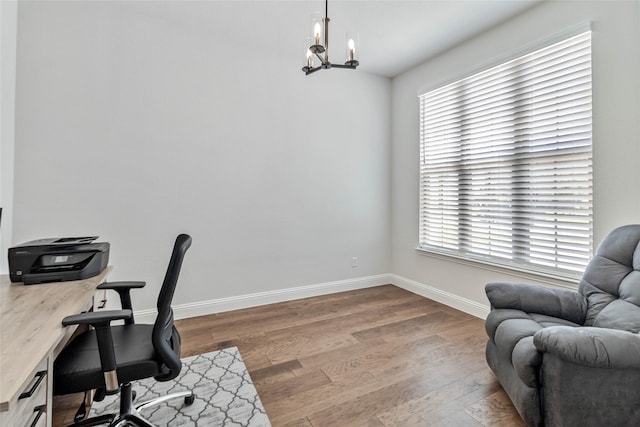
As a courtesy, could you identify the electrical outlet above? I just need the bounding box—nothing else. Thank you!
[351,256,358,268]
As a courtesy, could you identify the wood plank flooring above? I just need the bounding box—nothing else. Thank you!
[53,285,525,426]
[177,285,524,426]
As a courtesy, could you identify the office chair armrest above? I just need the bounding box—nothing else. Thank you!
[61,309,133,394]
[97,281,145,324]
[98,281,146,291]
[62,309,133,327]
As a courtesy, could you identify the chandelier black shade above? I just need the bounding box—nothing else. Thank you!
[302,0,359,75]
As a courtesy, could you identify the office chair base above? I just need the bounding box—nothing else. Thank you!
[111,389,195,427]
[66,383,195,427]
[135,390,195,413]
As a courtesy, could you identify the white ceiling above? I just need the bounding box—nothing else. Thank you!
[116,0,544,78]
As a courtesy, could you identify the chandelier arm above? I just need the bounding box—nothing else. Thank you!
[304,66,322,75]
[332,63,358,71]
[331,63,357,69]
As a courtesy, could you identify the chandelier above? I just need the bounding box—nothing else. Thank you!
[302,0,359,75]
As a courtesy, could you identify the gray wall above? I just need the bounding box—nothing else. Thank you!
[1,1,17,273]
[11,1,391,311]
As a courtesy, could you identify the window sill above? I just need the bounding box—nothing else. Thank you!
[415,247,580,290]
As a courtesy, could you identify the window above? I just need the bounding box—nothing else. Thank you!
[418,31,592,279]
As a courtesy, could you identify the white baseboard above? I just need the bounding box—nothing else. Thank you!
[134,274,392,324]
[389,274,490,319]
[135,273,490,323]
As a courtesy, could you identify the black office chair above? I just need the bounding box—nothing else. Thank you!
[53,234,194,427]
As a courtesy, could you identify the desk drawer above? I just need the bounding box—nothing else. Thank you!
[2,358,48,427]
[23,405,47,427]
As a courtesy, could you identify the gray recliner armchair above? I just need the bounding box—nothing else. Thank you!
[485,224,640,426]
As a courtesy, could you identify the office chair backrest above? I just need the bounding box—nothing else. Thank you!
[152,233,192,381]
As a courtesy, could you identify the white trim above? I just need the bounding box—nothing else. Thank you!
[134,274,391,324]
[415,247,579,290]
[416,21,592,96]
[135,273,493,324]
[389,273,490,320]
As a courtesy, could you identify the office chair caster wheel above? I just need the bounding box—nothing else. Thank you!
[185,394,195,406]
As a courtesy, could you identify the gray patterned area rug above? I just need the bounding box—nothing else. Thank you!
[89,347,271,426]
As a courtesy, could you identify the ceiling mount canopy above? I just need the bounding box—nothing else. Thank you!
[302,0,359,75]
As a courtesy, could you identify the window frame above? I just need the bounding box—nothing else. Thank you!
[416,27,593,283]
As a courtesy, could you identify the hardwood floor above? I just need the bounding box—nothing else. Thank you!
[53,285,525,426]
[176,285,524,426]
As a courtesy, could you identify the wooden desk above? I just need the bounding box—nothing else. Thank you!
[0,268,111,427]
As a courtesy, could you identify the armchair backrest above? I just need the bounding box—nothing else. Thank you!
[152,233,192,381]
[579,224,640,331]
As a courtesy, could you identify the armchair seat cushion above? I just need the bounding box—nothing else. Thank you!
[486,309,581,339]
[488,309,580,386]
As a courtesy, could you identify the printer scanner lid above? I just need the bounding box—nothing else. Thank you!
[13,236,99,248]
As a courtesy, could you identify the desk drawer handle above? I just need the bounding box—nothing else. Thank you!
[19,370,46,399]
[30,405,46,427]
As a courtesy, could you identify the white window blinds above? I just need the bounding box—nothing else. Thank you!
[418,31,592,279]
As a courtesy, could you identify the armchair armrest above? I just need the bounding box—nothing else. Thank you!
[97,281,145,324]
[534,326,640,369]
[61,309,133,394]
[486,282,587,325]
